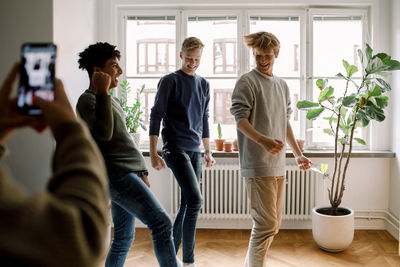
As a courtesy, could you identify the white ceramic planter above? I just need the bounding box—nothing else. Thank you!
[130,132,141,148]
[312,206,354,252]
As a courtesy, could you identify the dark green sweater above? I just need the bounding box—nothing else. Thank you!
[76,90,147,177]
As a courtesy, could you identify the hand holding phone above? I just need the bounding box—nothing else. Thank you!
[17,43,56,115]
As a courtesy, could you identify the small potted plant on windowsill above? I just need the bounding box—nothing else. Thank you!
[297,44,400,252]
[119,80,147,147]
[214,123,225,151]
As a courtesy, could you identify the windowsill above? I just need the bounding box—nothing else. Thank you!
[141,150,395,158]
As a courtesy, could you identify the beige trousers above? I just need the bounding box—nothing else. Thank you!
[244,176,285,267]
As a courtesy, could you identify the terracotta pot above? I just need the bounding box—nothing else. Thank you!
[232,139,239,151]
[224,141,232,152]
[215,139,225,151]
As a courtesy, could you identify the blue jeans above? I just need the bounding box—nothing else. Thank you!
[163,150,202,264]
[105,171,177,267]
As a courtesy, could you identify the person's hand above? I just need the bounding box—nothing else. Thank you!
[0,63,45,145]
[204,152,216,168]
[296,155,312,170]
[90,71,111,95]
[141,174,151,188]
[258,136,284,154]
[151,153,166,171]
[33,79,77,132]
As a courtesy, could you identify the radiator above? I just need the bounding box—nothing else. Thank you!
[171,165,316,220]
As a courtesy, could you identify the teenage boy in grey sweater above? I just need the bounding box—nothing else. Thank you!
[230,31,311,267]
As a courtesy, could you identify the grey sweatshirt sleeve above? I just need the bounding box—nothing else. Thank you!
[230,77,254,124]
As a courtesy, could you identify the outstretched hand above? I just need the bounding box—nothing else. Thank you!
[296,155,312,170]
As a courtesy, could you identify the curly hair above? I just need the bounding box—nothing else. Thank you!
[244,31,280,54]
[78,42,121,78]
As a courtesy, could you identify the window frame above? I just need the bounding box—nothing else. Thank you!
[116,6,372,150]
[306,8,370,149]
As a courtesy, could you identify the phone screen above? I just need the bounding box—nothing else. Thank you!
[17,43,56,115]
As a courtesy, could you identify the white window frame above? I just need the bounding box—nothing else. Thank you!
[115,5,373,150]
[306,8,370,149]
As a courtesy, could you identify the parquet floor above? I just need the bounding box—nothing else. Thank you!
[104,229,400,267]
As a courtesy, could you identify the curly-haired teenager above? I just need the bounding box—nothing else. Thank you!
[76,42,178,267]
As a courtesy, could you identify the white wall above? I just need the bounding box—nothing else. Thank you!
[0,0,98,193]
[389,0,400,225]
[53,0,97,109]
[0,0,54,192]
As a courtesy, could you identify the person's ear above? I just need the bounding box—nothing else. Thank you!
[274,49,280,58]
[179,51,183,60]
[93,66,101,73]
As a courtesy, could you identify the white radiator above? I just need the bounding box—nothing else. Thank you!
[171,165,316,220]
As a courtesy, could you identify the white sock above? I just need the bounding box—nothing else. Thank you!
[176,256,183,267]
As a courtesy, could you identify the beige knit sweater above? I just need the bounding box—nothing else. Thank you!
[0,121,109,267]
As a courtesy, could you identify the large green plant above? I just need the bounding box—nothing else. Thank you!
[119,80,147,133]
[297,44,400,215]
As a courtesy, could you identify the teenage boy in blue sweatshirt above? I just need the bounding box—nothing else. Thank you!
[149,37,216,267]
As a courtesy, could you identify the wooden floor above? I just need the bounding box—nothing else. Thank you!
[104,228,400,267]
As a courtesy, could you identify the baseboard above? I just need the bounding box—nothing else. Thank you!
[135,210,399,241]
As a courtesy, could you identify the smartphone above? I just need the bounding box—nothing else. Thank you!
[17,43,56,115]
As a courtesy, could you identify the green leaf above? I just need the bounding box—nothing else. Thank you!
[354,137,366,145]
[338,138,350,145]
[320,163,329,174]
[366,44,373,60]
[365,103,385,122]
[336,72,348,80]
[366,57,390,74]
[342,94,357,107]
[375,96,389,109]
[347,65,358,77]
[217,123,222,139]
[323,128,335,136]
[316,78,327,90]
[356,109,370,127]
[376,78,391,92]
[296,100,320,110]
[373,53,400,70]
[306,107,324,120]
[368,85,382,97]
[343,60,358,77]
[318,86,334,102]
[343,60,350,69]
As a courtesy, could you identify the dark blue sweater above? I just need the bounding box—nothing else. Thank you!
[149,70,210,152]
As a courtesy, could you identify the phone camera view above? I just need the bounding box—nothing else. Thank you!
[18,43,56,115]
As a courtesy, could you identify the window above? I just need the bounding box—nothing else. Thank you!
[309,12,366,147]
[214,89,235,124]
[119,7,369,149]
[137,39,174,74]
[214,39,237,74]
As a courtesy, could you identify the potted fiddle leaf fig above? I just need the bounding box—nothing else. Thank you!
[297,44,400,252]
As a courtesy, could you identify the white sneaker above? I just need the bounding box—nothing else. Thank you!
[176,256,183,267]
[183,264,196,267]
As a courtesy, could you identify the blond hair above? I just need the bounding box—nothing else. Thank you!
[244,31,280,54]
[181,37,205,52]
